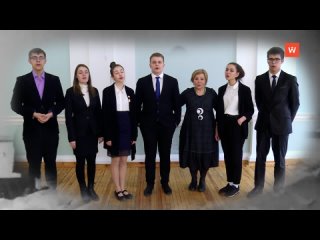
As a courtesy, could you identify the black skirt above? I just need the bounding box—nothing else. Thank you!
[108,111,131,157]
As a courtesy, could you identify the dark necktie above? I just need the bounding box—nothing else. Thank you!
[155,76,160,100]
[271,75,277,92]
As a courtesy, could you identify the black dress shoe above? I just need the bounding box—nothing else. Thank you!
[188,181,197,191]
[80,188,91,203]
[88,188,100,201]
[162,184,172,195]
[23,187,37,195]
[144,184,154,196]
[122,190,133,199]
[114,191,125,201]
[247,187,263,198]
[273,184,285,194]
[197,181,206,192]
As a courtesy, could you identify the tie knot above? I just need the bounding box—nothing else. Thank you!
[272,75,277,80]
[156,76,160,81]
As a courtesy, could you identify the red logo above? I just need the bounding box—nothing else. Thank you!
[285,42,300,57]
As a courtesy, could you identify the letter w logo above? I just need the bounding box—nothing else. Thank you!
[285,42,300,57]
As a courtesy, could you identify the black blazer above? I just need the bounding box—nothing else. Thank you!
[135,74,181,128]
[10,72,65,137]
[255,71,300,135]
[102,84,137,154]
[64,87,103,142]
[217,81,254,139]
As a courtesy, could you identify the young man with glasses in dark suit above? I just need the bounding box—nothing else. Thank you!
[247,47,300,198]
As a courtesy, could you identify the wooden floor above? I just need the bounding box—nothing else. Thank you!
[14,161,299,209]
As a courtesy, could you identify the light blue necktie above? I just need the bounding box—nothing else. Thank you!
[155,76,160,100]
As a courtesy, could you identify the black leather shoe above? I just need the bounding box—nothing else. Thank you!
[247,187,263,198]
[23,187,37,195]
[162,184,172,195]
[114,191,125,201]
[144,184,154,196]
[197,181,206,192]
[273,184,285,194]
[80,188,91,203]
[122,190,133,199]
[188,181,197,191]
[88,188,100,201]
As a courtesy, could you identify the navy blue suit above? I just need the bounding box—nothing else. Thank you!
[135,74,181,186]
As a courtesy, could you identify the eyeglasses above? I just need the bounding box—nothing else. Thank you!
[267,58,281,63]
[30,56,46,61]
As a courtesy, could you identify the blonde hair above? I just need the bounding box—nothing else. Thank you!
[191,69,208,84]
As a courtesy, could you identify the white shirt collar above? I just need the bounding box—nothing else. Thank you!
[227,80,239,89]
[114,84,125,93]
[269,70,281,79]
[151,73,164,79]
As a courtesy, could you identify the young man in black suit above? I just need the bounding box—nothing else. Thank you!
[11,48,65,192]
[248,47,300,198]
[135,52,181,196]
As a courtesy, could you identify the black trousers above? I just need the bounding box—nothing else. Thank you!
[23,130,59,189]
[220,115,245,185]
[255,129,288,189]
[75,154,97,188]
[140,123,175,186]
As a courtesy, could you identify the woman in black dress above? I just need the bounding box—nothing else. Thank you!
[179,69,219,192]
[65,64,103,203]
[102,62,137,201]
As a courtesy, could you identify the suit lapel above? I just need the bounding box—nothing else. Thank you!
[262,72,272,96]
[147,75,157,100]
[220,84,227,112]
[274,70,285,93]
[27,72,42,102]
[78,93,88,108]
[42,72,50,102]
[238,82,243,107]
[160,75,166,100]
[270,71,285,107]
[111,83,117,111]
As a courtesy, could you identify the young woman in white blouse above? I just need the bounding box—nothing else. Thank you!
[65,64,103,203]
[102,62,137,201]
[216,62,254,197]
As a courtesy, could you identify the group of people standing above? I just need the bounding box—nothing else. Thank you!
[10,46,299,203]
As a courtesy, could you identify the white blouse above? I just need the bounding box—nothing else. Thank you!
[223,81,239,115]
[80,83,90,107]
[114,84,129,111]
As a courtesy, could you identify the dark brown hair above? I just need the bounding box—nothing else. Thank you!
[267,47,284,60]
[72,64,96,97]
[228,62,245,80]
[110,61,124,77]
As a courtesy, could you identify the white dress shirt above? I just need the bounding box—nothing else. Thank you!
[151,73,164,93]
[269,70,281,87]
